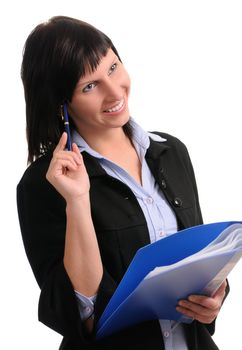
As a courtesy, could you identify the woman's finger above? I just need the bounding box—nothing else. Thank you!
[177,300,218,317]
[54,151,82,166]
[187,281,227,310]
[213,281,227,300]
[54,132,68,154]
[72,143,83,160]
[176,299,219,323]
[47,158,78,181]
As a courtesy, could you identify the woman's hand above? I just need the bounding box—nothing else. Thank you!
[176,280,227,324]
[46,132,90,202]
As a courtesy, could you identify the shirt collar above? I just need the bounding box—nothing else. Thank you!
[129,118,166,150]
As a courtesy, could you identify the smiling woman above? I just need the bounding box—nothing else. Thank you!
[17,15,229,350]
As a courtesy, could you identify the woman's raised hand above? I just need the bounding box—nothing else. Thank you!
[46,132,90,203]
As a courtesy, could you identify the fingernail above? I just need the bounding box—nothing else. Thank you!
[188,296,195,302]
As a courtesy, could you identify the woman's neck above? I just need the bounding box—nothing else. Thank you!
[80,128,132,156]
[79,126,142,185]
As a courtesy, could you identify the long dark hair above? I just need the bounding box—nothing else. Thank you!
[21,16,132,163]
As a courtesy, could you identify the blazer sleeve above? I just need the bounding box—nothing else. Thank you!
[164,133,230,335]
[16,155,118,341]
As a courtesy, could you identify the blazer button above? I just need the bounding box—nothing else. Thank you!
[161,179,167,189]
[172,197,182,207]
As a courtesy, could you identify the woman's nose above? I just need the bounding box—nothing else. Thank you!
[103,77,123,100]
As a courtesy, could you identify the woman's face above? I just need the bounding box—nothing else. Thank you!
[68,48,131,138]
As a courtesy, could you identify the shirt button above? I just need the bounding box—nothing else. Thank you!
[85,306,91,313]
[172,197,182,207]
[161,179,167,189]
[159,231,165,237]
[163,331,170,338]
[146,197,154,204]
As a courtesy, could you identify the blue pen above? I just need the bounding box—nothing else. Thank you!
[63,103,72,151]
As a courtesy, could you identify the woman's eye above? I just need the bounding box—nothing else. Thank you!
[108,63,117,75]
[82,82,96,93]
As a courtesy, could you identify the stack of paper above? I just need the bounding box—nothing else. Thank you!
[96,221,242,339]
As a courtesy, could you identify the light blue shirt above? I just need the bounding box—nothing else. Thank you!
[72,119,188,350]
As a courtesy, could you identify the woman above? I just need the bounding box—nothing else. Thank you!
[17,16,228,350]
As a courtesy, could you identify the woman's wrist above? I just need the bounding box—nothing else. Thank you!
[66,193,91,211]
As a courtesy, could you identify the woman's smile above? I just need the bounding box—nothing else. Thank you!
[103,98,125,114]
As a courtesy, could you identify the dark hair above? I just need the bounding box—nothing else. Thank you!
[21,16,132,163]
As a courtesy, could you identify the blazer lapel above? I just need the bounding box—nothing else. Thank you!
[146,137,196,230]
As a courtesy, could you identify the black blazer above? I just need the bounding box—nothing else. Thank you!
[17,132,226,350]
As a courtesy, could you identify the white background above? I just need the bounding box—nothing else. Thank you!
[1,1,241,349]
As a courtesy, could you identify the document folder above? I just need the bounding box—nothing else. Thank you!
[96,221,242,339]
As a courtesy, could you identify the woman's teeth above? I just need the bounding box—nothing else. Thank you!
[104,99,124,113]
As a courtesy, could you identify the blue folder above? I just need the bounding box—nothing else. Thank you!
[96,221,242,339]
